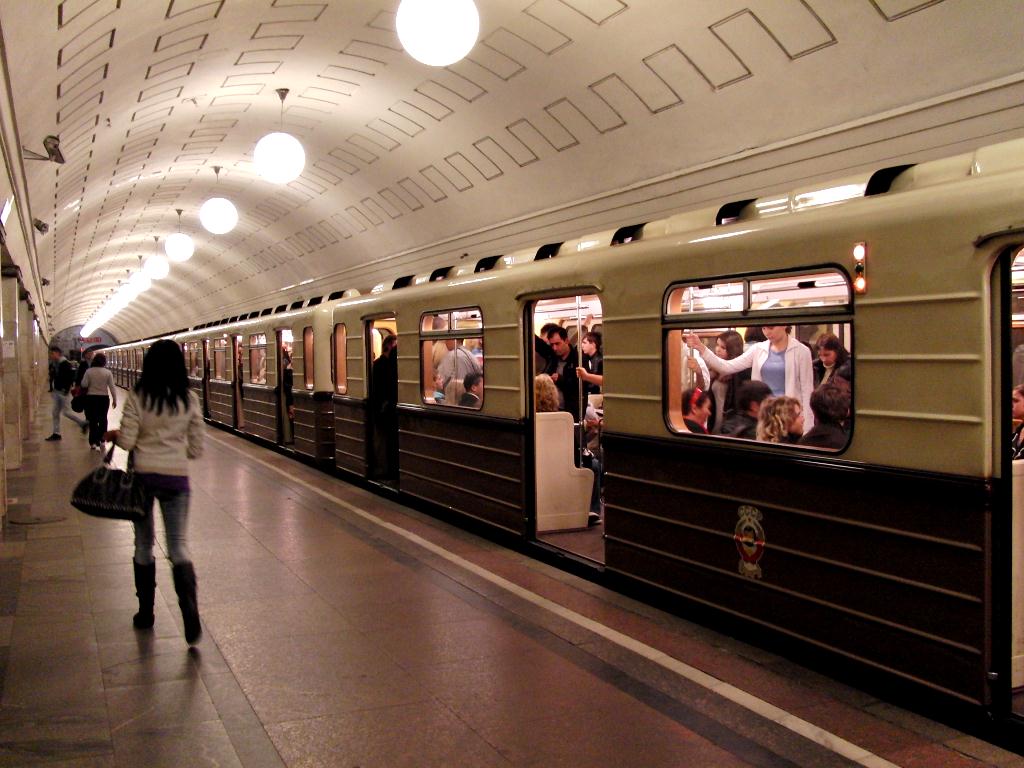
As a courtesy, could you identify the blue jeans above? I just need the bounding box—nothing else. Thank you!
[51,390,86,434]
[133,486,192,565]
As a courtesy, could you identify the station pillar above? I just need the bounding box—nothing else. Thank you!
[17,291,34,429]
[1,273,20,472]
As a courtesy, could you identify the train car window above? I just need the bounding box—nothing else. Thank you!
[331,323,347,394]
[303,327,314,389]
[664,268,853,452]
[420,308,484,409]
[248,334,267,384]
[212,338,228,380]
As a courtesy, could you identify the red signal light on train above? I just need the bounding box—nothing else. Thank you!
[852,242,867,293]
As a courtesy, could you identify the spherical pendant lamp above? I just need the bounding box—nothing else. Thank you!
[200,166,238,234]
[397,0,480,67]
[254,89,305,184]
[165,209,194,262]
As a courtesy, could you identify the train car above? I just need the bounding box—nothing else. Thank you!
[104,138,1024,728]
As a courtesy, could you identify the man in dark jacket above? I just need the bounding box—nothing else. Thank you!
[46,345,87,441]
[798,384,850,450]
[718,381,772,440]
[535,325,582,422]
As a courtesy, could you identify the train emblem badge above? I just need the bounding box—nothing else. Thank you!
[734,505,766,579]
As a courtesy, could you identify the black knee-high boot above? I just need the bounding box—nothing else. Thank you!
[171,562,201,644]
[132,560,156,629]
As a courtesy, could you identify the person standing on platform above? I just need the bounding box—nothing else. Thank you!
[105,339,205,644]
[46,345,87,441]
[80,352,117,450]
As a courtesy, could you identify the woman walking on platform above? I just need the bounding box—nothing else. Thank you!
[80,352,117,450]
[105,339,205,644]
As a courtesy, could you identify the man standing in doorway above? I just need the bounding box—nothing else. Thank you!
[535,325,581,422]
[46,345,87,441]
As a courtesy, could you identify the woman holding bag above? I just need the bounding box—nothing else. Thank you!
[80,352,117,450]
[105,339,205,644]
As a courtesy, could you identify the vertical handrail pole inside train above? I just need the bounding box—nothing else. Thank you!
[576,295,584,466]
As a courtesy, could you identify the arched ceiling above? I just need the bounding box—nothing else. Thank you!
[0,0,1022,342]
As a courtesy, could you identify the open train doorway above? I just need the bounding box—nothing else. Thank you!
[1006,246,1024,720]
[367,316,399,486]
[232,334,245,429]
[277,329,295,447]
[530,294,605,565]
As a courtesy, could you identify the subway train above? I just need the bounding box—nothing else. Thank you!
[105,137,1024,729]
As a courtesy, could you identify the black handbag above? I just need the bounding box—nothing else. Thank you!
[70,447,146,520]
[70,392,86,412]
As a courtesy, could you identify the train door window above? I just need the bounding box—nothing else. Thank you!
[332,323,347,394]
[531,294,605,565]
[212,338,228,380]
[249,333,267,384]
[280,329,294,382]
[420,308,483,408]
[664,268,853,451]
[303,326,314,389]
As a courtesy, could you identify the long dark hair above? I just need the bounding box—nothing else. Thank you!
[134,339,190,414]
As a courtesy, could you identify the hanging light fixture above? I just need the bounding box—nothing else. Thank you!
[254,88,305,184]
[397,0,480,67]
[165,208,194,262]
[199,166,238,234]
[144,236,170,280]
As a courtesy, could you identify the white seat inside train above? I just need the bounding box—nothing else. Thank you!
[534,411,592,533]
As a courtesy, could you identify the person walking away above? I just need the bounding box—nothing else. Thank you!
[46,345,88,441]
[80,352,117,450]
[105,339,205,643]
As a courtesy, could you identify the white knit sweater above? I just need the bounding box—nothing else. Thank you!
[114,390,204,476]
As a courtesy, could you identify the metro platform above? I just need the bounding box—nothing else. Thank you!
[1,397,1022,768]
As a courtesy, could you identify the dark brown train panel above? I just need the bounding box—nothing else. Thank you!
[602,433,990,705]
[207,380,234,427]
[241,385,276,443]
[398,410,526,536]
[333,397,368,477]
[293,391,334,464]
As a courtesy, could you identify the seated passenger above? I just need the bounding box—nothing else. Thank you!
[719,381,773,440]
[1012,384,1024,459]
[813,333,852,388]
[798,384,850,450]
[437,339,481,401]
[681,387,712,434]
[534,373,560,413]
[459,372,483,408]
[756,396,804,444]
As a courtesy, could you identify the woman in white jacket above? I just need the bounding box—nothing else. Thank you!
[105,339,205,644]
[686,326,815,432]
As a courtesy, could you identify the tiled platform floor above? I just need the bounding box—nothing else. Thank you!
[1,392,1022,767]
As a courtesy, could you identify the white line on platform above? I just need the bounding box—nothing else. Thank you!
[208,432,900,768]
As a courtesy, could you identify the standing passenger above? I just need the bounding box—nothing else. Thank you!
[370,334,398,479]
[535,326,582,421]
[707,330,748,432]
[687,326,814,432]
[80,352,118,450]
[1012,384,1024,460]
[575,332,604,399]
[105,339,205,644]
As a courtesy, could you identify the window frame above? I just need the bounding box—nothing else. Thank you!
[662,266,854,451]
[331,323,347,395]
[248,333,268,385]
[419,307,484,409]
[302,326,314,390]
[211,338,229,381]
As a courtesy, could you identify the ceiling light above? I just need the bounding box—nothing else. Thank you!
[254,89,305,184]
[128,271,152,294]
[397,0,479,67]
[165,208,194,262]
[200,166,238,234]
[143,253,169,280]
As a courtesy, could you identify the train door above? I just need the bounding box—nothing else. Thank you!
[201,339,211,418]
[232,334,245,429]
[366,316,398,485]
[529,294,605,565]
[277,329,294,446]
[1003,245,1024,721]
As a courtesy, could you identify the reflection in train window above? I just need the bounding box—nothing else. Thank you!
[332,323,347,395]
[212,338,228,380]
[249,333,267,384]
[303,326,314,389]
[420,308,483,408]
[665,269,853,452]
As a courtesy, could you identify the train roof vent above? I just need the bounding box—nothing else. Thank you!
[306,296,323,307]
[560,229,616,254]
[274,304,288,313]
[865,164,915,196]
[392,275,414,289]
[430,266,453,281]
[327,290,345,301]
[716,199,756,225]
[289,300,304,310]
[534,242,562,260]
[611,223,646,245]
[228,316,239,323]
[474,255,502,273]
[220,318,229,325]
[260,307,272,316]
